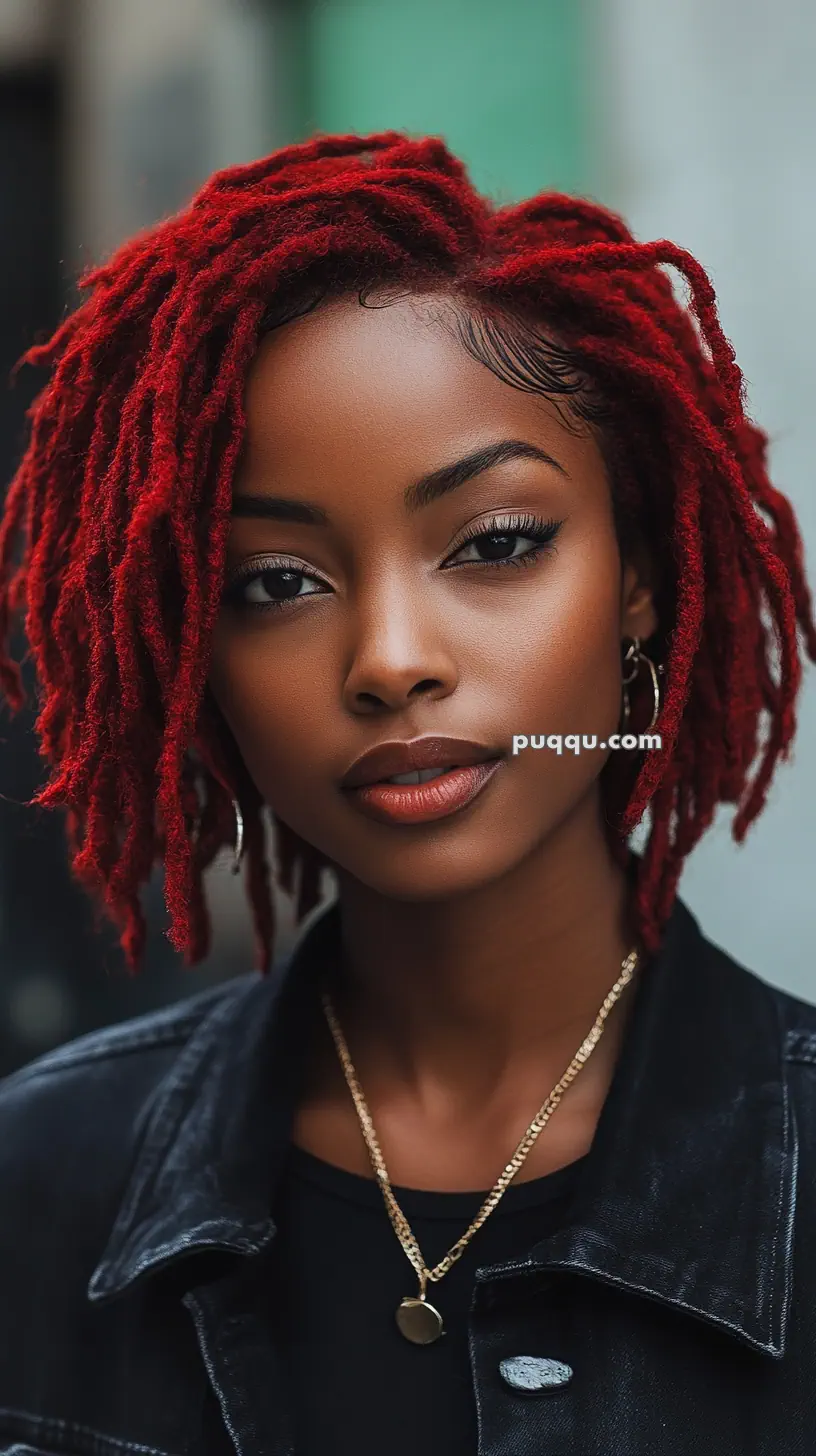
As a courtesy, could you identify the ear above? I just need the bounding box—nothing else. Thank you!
[620,549,659,644]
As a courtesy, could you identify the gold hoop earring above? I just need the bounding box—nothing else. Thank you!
[621,636,663,731]
[231,797,244,874]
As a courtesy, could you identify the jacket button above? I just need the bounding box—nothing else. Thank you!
[499,1355,573,1392]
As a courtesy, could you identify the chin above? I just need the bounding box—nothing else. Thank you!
[332,840,525,904]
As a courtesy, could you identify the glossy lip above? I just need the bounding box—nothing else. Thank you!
[345,758,503,826]
[339,735,503,790]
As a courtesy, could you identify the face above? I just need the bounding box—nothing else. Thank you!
[207,291,657,900]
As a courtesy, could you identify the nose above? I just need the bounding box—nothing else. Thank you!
[341,582,458,713]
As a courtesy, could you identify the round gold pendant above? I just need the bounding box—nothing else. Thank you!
[396,1295,444,1344]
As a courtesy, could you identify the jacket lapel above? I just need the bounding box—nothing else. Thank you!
[87,908,338,1456]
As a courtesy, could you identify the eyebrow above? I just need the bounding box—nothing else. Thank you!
[229,439,567,525]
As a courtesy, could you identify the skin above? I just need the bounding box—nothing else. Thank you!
[208,290,658,1191]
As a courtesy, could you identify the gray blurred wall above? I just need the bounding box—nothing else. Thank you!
[65,0,297,267]
[597,0,816,997]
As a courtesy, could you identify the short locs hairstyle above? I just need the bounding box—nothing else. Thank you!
[1,129,814,974]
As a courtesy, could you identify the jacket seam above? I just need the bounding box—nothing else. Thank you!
[534,1243,764,1323]
[0,1405,178,1456]
[768,991,791,1347]
[2,984,253,1086]
[534,1261,780,1352]
[2,1026,196,1081]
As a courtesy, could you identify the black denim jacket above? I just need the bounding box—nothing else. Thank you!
[0,892,814,1455]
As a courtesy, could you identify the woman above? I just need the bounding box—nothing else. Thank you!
[0,128,814,1455]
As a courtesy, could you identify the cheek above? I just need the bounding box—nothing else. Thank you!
[207,621,320,784]
[502,534,624,734]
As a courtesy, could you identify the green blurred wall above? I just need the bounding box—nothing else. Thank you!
[282,0,592,204]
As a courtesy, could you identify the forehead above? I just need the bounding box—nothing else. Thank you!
[240,291,574,467]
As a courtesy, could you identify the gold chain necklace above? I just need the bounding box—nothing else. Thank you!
[320,945,639,1345]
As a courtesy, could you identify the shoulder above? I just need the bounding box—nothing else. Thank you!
[680,899,815,1026]
[0,970,255,1089]
[764,969,816,1063]
[701,928,816,1112]
[674,901,816,1103]
[0,972,258,1211]
[722,945,816,1060]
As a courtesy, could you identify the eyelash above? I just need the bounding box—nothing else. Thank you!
[223,512,565,616]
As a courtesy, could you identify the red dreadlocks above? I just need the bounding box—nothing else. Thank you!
[0,129,814,975]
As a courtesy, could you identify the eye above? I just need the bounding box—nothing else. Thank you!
[444,513,564,570]
[222,557,329,615]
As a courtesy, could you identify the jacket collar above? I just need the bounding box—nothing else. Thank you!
[88,893,796,1358]
[496,896,797,1357]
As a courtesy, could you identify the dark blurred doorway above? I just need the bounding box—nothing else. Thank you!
[0,64,220,1078]
[0,62,95,1076]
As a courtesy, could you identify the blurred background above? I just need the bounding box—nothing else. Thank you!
[1,0,814,1075]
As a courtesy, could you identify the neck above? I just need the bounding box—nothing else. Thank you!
[326,797,642,1121]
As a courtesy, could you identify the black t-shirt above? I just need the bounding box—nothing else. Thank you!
[269,1141,586,1455]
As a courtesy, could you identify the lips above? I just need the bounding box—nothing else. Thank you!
[339,736,502,790]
